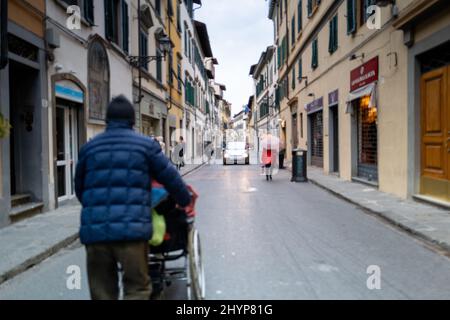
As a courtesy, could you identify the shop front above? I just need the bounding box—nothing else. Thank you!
[53,79,85,202]
[306,97,324,168]
[135,88,167,138]
[347,56,379,184]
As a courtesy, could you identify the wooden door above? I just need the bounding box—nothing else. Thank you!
[421,66,449,181]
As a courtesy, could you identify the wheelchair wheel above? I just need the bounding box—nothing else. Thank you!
[187,228,205,300]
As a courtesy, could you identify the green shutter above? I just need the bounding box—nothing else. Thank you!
[156,50,162,82]
[347,0,356,34]
[297,0,302,32]
[329,16,338,54]
[298,57,302,82]
[277,46,281,69]
[312,39,318,69]
[122,0,129,53]
[291,17,295,46]
[307,0,312,17]
[104,0,114,40]
[84,0,94,25]
[334,15,338,52]
[329,19,333,53]
[292,68,295,90]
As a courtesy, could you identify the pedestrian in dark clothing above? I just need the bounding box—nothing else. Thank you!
[74,95,192,300]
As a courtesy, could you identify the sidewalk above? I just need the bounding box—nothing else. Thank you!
[306,166,450,253]
[0,162,204,285]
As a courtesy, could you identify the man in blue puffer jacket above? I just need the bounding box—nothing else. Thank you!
[74,95,191,300]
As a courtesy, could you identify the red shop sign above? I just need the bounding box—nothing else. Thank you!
[350,56,379,92]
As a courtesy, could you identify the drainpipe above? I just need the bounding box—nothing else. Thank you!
[137,0,143,133]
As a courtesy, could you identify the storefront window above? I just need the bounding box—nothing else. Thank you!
[357,96,378,181]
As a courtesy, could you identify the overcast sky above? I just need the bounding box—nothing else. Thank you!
[195,0,274,116]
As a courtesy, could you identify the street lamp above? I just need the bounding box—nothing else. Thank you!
[128,35,172,68]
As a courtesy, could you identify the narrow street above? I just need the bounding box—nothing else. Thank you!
[1,165,450,300]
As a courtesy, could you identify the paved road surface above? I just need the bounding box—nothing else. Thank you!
[1,165,450,299]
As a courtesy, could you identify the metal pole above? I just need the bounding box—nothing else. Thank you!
[137,0,142,132]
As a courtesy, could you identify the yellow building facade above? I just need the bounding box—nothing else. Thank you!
[166,0,184,147]
[270,0,450,204]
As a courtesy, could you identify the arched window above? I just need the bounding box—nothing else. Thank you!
[88,38,110,121]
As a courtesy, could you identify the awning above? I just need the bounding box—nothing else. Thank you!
[345,82,377,114]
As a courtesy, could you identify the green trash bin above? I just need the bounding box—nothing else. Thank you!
[291,149,307,182]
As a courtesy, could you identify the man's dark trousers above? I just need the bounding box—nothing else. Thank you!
[86,241,151,300]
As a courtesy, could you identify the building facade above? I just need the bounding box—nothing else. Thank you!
[267,0,450,204]
[46,0,133,211]
[0,0,48,226]
[0,0,227,228]
[131,0,170,155]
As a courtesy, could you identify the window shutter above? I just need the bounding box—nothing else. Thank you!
[347,0,356,35]
[84,0,94,25]
[329,16,338,54]
[334,15,338,52]
[312,38,318,69]
[156,50,162,82]
[298,57,302,81]
[328,19,333,53]
[291,17,295,46]
[277,46,280,69]
[104,0,114,40]
[122,0,129,53]
[297,0,302,32]
[292,67,295,90]
[307,0,312,17]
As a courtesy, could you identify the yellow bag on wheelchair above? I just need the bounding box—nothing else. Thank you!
[149,209,166,247]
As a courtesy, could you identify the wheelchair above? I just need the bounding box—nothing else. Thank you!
[148,186,205,300]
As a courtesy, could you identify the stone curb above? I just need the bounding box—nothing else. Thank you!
[0,163,205,286]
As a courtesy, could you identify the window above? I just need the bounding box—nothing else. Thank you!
[279,36,288,69]
[155,0,161,16]
[105,0,129,52]
[347,0,357,34]
[177,1,181,32]
[291,67,295,90]
[297,0,303,33]
[300,113,304,138]
[168,51,173,85]
[61,0,94,24]
[186,0,194,18]
[277,45,281,69]
[184,24,188,56]
[298,57,303,82]
[361,0,377,25]
[177,59,182,91]
[307,0,321,18]
[291,17,295,47]
[156,48,162,82]
[185,77,195,106]
[121,0,129,53]
[328,14,338,54]
[139,30,148,70]
[311,38,318,69]
[279,0,283,25]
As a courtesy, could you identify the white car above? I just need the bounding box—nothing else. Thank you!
[223,142,249,165]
